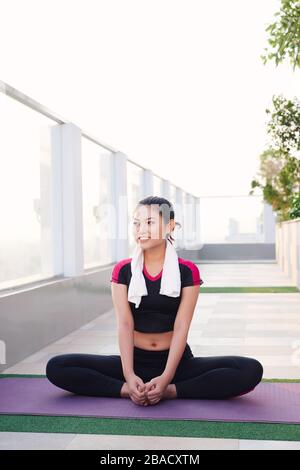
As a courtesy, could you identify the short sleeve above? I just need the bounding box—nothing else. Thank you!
[181,262,204,288]
[110,260,129,285]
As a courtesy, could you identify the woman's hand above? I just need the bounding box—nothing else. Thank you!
[144,375,170,405]
[126,374,148,406]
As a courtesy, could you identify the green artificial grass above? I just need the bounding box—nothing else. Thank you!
[0,375,300,441]
[0,374,47,378]
[0,415,299,441]
[200,286,299,293]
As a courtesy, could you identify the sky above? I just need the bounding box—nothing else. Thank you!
[1,0,299,198]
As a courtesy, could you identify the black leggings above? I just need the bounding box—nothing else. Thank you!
[46,343,263,400]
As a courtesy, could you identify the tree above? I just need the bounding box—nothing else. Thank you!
[250,96,300,221]
[255,1,300,221]
[266,94,300,157]
[261,0,300,70]
[289,191,300,218]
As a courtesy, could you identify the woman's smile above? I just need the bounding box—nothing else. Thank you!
[139,238,150,243]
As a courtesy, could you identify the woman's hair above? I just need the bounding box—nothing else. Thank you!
[134,195,182,244]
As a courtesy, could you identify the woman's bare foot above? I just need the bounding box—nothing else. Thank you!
[120,383,149,405]
[145,384,177,403]
[120,382,177,402]
[120,382,130,398]
[163,384,177,399]
[143,384,177,402]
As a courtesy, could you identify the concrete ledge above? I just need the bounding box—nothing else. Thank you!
[276,219,300,289]
[0,268,113,373]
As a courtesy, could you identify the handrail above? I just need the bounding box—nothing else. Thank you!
[198,194,264,198]
[0,79,197,197]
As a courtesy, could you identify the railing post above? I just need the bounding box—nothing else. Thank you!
[111,151,129,261]
[39,124,64,278]
[175,187,184,249]
[60,123,84,276]
[162,179,171,199]
[142,169,154,198]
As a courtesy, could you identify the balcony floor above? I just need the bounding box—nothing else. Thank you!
[1,262,300,450]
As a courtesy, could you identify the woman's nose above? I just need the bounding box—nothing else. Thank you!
[138,223,149,234]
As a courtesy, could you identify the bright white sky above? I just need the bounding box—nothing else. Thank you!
[1,0,299,198]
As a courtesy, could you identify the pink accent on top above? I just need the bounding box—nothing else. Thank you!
[112,257,201,284]
[178,258,201,285]
[143,261,163,281]
[111,258,131,282]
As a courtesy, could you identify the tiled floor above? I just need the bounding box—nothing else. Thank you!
[1,263,300,450]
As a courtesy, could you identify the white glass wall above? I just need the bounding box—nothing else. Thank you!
[182,192,197,248]
[199,195,265,243]
[153,175,162,197]
[191,195,197,243]
[0,80,209,292]
[127,161,144,256]
[82,137,113,268]
[170,184,177,205]
[169,184,180,248]
[0,92,58,289]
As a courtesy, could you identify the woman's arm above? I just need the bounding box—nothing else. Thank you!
[162,285,200,382]
[111,283,135,380]
[161,329,189,383]
[118,323,135,380]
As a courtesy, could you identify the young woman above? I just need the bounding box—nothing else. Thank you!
[46,196,263,406]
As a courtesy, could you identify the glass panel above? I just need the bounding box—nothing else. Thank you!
[182,192,197,248]
[153,175,162,197]
[82,137,113,268]
[127,161,143,256]
[187,195,196,248]
[170,184,177,205]
[172,188,183,249]
[0,93,58,290]
[199,195,265,243]
[168,184,179,249]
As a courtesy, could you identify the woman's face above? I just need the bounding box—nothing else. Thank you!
[132,205,170,250]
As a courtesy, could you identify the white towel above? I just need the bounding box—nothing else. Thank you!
[128,238,181,308]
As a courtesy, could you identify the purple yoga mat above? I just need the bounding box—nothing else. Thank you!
[0,378,300,424]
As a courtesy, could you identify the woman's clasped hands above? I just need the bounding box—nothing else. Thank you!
[127,374,170,406]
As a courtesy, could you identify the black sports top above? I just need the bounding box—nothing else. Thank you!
[110,257,204,333]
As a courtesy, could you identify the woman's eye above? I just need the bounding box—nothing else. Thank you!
[133,221,154,225]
